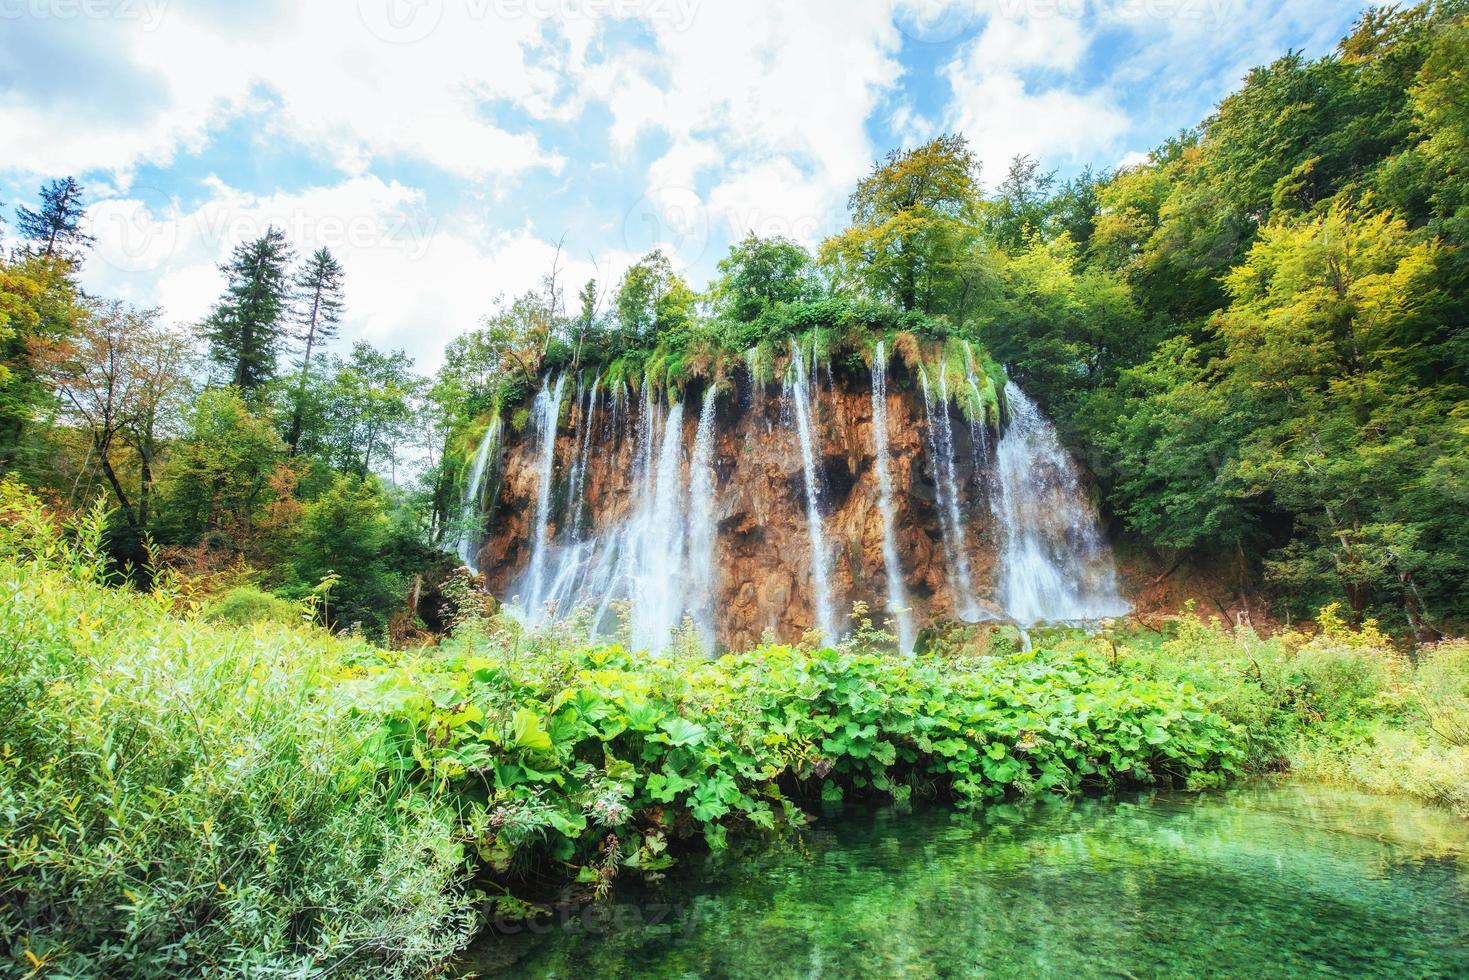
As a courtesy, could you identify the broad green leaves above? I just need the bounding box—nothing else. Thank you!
[378,641,1243,903]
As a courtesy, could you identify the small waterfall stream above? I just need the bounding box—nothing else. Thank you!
[870,342,915,653]
[688,389,720,647]
[785,342,839,642]
[503,386,722,655]
[995,384,1128,625]
[457,414,501,573]
[521,373,566,621]
[629,401,687,651]
[566,375,600,539]
[918,365,981,621]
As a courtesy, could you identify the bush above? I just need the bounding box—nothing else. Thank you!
[1092,608,1469,817]
[361,629,1243,911]
[0,499,476,977]
[201,585,301,627]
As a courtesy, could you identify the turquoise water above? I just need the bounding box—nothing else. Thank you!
[467,784,1469,978]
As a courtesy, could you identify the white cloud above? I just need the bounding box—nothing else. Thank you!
[80,176,627,372]
[589,0,904,264]
[1115,149,1150,170]
[0,4,567,185]
[943,12,1130,185]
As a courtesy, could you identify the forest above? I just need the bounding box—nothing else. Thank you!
[2,1,1468,976]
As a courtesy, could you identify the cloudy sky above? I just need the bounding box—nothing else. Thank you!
[1,0,1361,371]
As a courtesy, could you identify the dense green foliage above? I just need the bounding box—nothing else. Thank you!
[0,214,431,639]
[2,490,1464,975]
[361,624,1240,909]
[1072,5,1469,632]
[1051,608,1469,816]
[0,490,474,976]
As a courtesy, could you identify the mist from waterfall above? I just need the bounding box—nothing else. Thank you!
[456,414,501,573]
[785,341,840,642]
[566,376,600,539]
[870,343,915,654]
[994,383,1128,625]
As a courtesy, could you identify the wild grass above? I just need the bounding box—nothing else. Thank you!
[1053,605,1469,817]
[0,484,478,977]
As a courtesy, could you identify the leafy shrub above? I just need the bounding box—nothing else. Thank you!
[201,585,301,627]
[0,501,476,977]
[1095,609,1469,816]
[362,633,1243,910]
[1416,642,1469,748]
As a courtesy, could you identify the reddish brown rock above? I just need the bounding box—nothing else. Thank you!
[475,363,1001,649]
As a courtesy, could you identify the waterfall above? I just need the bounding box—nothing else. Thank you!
[518,388,724,655]
[918,365,982,621]
[626,400,687,651]
[456,414,502,573]
[521,373,566,621]
[994,383,1129,625]
[961,341,992,493]
[786,342,839,642]
[566,376,600,538]
[688,388,720,647]
[870,342,915,654]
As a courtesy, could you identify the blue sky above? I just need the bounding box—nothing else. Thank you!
[0,0,1362,371]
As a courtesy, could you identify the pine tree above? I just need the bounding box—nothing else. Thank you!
[286,246,345,452]
[201,227,294,393]
[15,178,95,261]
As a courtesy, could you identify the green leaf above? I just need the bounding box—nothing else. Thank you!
[511,707,553,753]
[657,717,706,747]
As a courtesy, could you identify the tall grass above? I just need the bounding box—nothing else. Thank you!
[1073,605,1469,817]
[0,485,477,977]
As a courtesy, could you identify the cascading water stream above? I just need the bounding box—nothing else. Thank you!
[786,342,839,642]
[994,383,1128,625]
[627,400,688,651]
[870,342,915,654]
[688,388,720,648]
[520,388,719,655]
[567,376,600,538]
[521,373,566,622]
[918,366,981,621]
[456,414,501,573]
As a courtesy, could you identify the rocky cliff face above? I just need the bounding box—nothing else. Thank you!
[473,360,1009,651]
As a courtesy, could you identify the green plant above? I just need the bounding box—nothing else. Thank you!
[364,623,1243,915]
[0,495,477,977]
[201,585,303,627]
